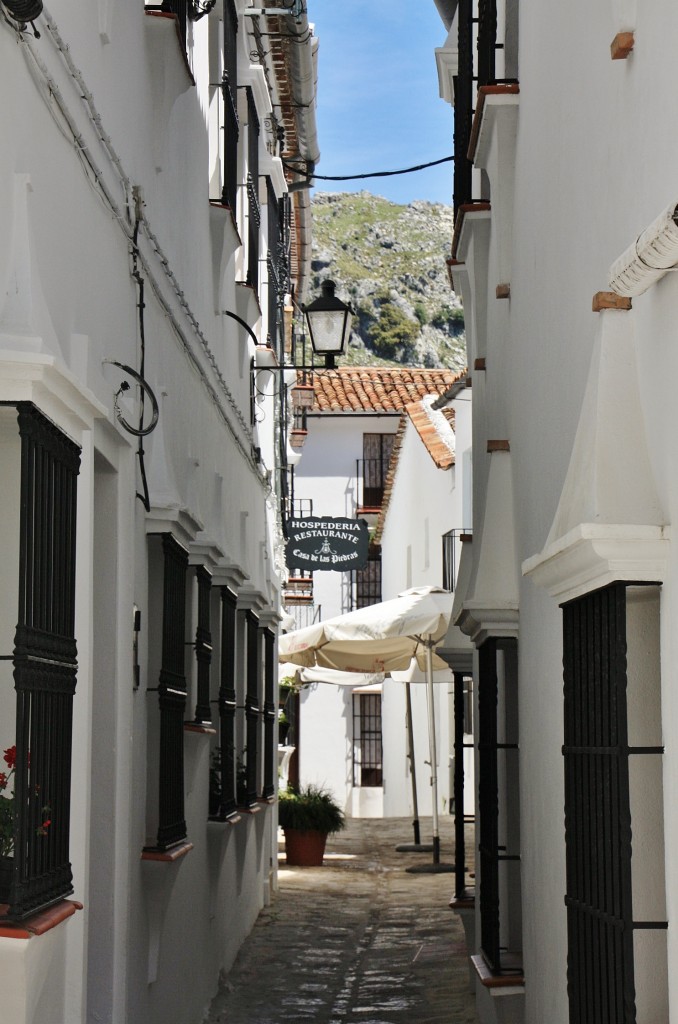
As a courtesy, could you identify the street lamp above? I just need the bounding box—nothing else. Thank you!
[302,280,353,369]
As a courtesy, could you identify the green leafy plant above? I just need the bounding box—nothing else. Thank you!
[278,784,345,835]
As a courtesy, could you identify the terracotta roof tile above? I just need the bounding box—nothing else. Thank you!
[309,367,463,414]
[405,397,456,469]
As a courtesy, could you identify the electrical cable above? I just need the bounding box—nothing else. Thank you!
[283,154,454,183]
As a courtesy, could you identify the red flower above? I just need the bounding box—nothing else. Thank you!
[3,746,16,770]
[0,772,7,789]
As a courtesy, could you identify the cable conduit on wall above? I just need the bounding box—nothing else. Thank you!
[5,7,270,485]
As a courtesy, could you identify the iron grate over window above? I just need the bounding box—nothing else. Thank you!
[262,628,276,800]
[213,587,238,821]
[246,88,260,295]
[221,0,239,210]
[152,535,189,851]
[353,693,383,787]
[477,638,520,974]
[192,566,213,726]
[561,583,667,1024]
[244,610,261,808]
[3,404,81,920]
[353,549,382,610]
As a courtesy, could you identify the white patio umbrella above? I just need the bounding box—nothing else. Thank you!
[279,586,454,864]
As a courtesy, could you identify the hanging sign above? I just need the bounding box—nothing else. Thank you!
[285,517,370,572]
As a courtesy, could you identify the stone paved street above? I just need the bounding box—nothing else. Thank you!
[205,817,478,1024]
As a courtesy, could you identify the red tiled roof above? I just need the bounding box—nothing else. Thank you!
[374,399,457,543]
[311,367,461,413]
[406,400,456,470]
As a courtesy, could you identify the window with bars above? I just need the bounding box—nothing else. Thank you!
[353,548,382,609]
[244,609,261,808]
[0,404,80,920]
[191,566,212,726]
[353,693,383,787]
[246,88,260,295]
[146,534,189,852]
[212,587,238,821]
[477,638,522,975]
[262,629,276,800]
[221,0,239,211]
[562,583,668,1023]
[357,434,395,510]
[453,671,474,901]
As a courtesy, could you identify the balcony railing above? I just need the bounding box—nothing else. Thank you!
[442,529,470,591]
[356,458,388,510]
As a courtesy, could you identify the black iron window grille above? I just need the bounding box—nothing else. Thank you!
[353,548,382,610]
[220,0,239,210]
[213,587,238,821]
[246,88,261,295]
[453,671,475,900]
[192,566,212,725]
[453,0,473,213]
[477,0,498,88]
[262,629,276,800]
[1,404,81,921]
[357,434,395,510]
[442,529,469,591]
[477,638,521,974]
[151,534,189,851]
[352,693,383,787]
[244,609,261,808]
[266,178,282,355]
[562,583,668,1024]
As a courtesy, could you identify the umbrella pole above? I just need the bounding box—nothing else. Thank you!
[405,683,421,845]
[426,639,441,864]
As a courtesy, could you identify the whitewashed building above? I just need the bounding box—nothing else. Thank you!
[0,1,318,1021]
[436,1,677,1023]
[284,366,470,821]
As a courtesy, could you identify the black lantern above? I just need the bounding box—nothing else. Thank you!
[302,280,353,369]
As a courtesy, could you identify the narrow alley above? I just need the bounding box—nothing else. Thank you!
[206,817,479,1024]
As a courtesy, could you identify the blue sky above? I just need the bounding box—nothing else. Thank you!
[309,2,453,207]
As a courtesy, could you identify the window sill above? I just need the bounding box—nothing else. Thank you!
[449,888,475,911]
[237,804,262,815]
[208,813,242,827]
[471,953,524,989]
[0,899,82,939]
[184,722,217,735]
[141,841,194,863]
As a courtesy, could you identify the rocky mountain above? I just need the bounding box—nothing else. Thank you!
[310,191,466,371]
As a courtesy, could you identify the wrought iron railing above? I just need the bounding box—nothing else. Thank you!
[2,404,81,921]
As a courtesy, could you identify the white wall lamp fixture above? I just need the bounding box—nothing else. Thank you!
[609,201,678,297]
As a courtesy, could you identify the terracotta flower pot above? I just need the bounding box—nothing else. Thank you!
[283,829,328,867]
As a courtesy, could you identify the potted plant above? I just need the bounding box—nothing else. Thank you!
[278,783,345,866]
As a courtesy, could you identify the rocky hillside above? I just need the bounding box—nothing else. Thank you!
[310,191,466,371]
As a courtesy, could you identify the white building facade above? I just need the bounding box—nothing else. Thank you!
[0,1,318,1021]
[284,366,470,822]
[436,2,676,1023]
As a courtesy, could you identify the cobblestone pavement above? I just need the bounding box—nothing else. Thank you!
[205,817,479,1024]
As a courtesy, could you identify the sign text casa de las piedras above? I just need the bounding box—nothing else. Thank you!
[286,517,370,571]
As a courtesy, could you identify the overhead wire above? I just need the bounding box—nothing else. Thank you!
[283,154,454,183]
